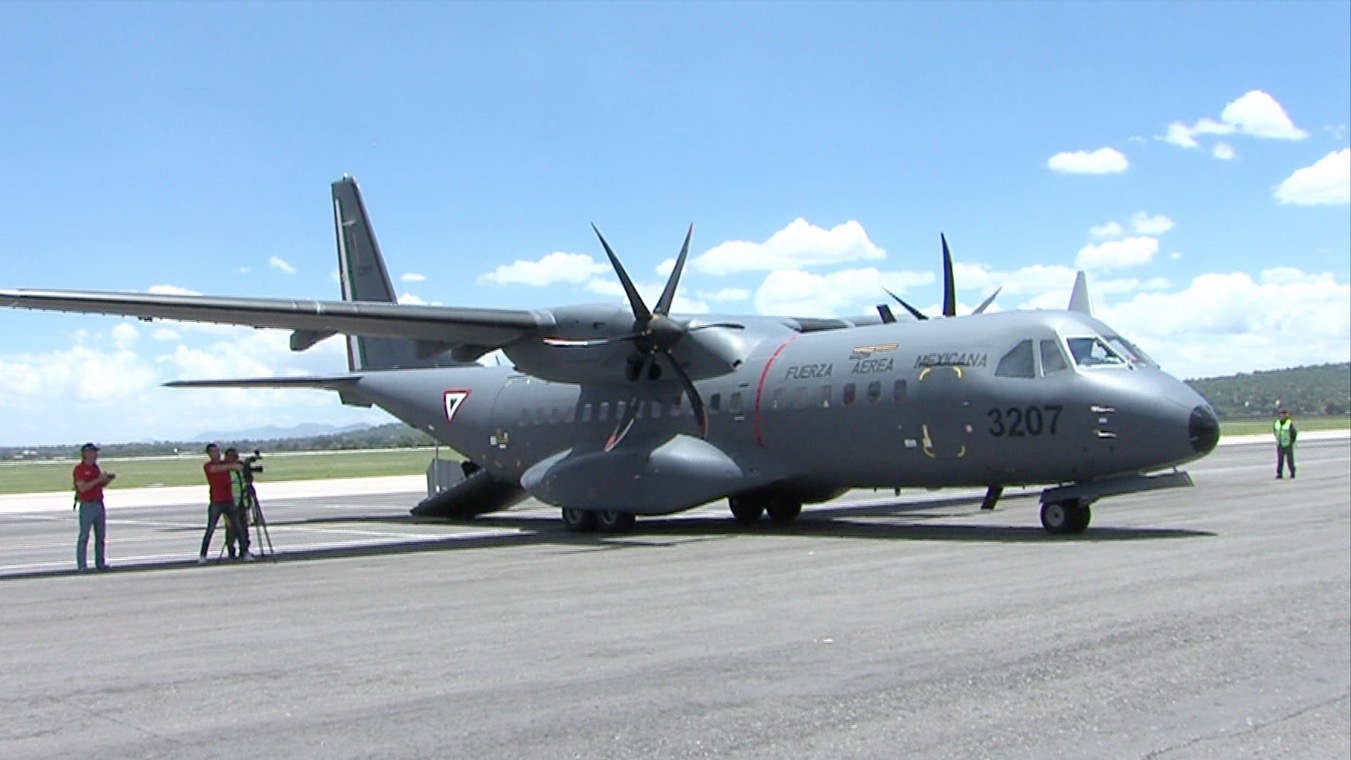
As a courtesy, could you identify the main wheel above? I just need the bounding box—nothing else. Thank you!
[596,510,636,533]
[765,498,803,523]
[728,496,765,523]
[561,507,598,533]
[1040,499,1090,535]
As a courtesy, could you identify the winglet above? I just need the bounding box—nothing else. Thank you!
[1067,271,1092,316]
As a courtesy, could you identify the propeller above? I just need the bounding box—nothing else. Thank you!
[569,224,740,452]
[880,233,1001,321]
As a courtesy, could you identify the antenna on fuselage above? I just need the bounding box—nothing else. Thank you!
[1068,271,1093,316]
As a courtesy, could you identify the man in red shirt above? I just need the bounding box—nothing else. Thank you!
[72,442,115,571]
[198,443,251,563]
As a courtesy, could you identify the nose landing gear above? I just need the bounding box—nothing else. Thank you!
[1040,499,1092,534]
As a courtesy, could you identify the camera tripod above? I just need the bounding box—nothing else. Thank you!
[237,476,274,559]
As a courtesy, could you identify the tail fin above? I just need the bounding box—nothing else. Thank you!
[331,176,459,370]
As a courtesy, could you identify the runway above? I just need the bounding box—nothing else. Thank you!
[1,437,1347,759]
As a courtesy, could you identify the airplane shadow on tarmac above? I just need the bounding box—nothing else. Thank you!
[0,491,1214,582]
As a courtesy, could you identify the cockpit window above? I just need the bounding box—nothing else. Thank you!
[995,340,1036,378]
[1066,336,1126,367]
[1103,333,1157,368]
[1040,340,1069,375]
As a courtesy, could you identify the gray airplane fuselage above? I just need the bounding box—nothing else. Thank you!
[353,307,1216,515]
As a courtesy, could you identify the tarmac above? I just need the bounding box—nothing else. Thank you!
[1,434,1347,759]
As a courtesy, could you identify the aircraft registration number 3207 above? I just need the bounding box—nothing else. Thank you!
[987,405,1063,437]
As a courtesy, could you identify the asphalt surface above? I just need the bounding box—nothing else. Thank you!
[1,438,1347,759]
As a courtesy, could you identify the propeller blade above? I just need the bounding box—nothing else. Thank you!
[883,287,928,321]
[592,224,651,322]
[543,333,641,348]
[664,354,708,438]
[940,233,956,318]
[973,287,1002,315]
[654,224,693,317]
[604,353,654,452]
[686,321,745,332]
[876,304,896,324]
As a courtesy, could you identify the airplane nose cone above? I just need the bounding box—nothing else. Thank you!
[1189,405,1220,455]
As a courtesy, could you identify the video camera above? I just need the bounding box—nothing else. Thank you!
[242,449,264,479]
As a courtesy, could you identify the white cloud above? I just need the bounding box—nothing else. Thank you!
[1130,213,1175,236]
[753,268,932,317]
[698,288,752,303]
[1100,268,1350,379]
[1221,90,1308,140]
[1212,143,1235,161]
[401,272,426,282]
[1274,149,1351,206]
[1089,221,1125,240]
[692,218,885,275]
[1160,90,1308,151]
[148,284,201,296]
[110,323,139,349]
[269,256,297,274]
[1074,237,1159,270]
[479,251,610,286]
[1047,147,1129,175]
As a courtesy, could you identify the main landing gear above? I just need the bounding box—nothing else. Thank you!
[728,493,803,525]
[560,508,636,533]
[1040,499,1092,535]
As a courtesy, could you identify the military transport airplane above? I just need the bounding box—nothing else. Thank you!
[0,176,1220,535]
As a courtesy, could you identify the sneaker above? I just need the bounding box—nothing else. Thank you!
[242,553,256,562]
[197,556,208,565]
[96,564,111,572]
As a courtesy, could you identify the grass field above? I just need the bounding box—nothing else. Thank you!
[0,448,460,495]
[1,417,1345,496]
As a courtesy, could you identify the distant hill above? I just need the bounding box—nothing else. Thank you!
[1186,362,1350,419]
[192,422,374,442]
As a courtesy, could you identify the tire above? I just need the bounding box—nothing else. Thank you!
[596,510,636,533]
[561,507,598,533]
[1040,499,1090,535]
[765,498,803,523]
[728,496,765,523]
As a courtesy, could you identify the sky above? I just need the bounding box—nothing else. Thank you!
[1,1,1348,447]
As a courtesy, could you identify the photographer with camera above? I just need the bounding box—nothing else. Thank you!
[223,448,246,559]
[198,443,252,563]
[73,442,115,572]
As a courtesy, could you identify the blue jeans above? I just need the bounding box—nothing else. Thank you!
[200,501,248,558]
[77,500,106,570]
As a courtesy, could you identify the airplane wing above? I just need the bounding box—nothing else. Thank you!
[0,289,551,359]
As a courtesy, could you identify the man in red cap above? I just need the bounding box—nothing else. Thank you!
[72,442,116,571]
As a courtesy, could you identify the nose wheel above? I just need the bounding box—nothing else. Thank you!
[1040,499,1091,534]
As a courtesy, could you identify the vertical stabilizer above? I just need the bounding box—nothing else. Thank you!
[1067,271,1093,316]
[332,176,458,370]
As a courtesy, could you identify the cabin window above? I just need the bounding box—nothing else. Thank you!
[519,407,530,425]
[548,406,560,424]
[995,340,1036,378]
[866,381,882,403]
[794,387,809,409]
[670,397,682,417]
[729,392,744,414]
[892,378,908,402]
[581,403,593,423]
[842,383,857,405]
[651,399,663,419]
[771,388,785,410]
[1040,340,1069,375]
[710,393,722,413]
[1066,337,1125,367]
[819,385,832,409]
[598,401,609,422]
[563,405,575,424]
[616,400,628,421]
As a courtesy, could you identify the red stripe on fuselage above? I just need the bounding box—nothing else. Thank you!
[753,335,798,447]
